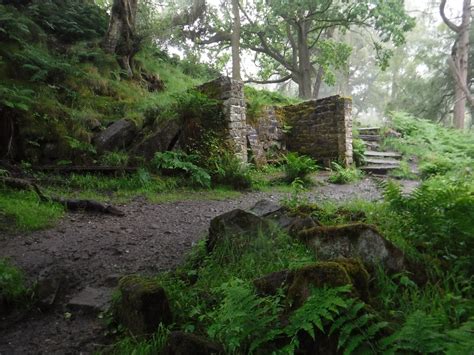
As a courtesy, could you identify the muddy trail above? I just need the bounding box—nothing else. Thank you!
[0,177,417,354]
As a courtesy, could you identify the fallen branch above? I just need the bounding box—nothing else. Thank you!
[0,176,125,217]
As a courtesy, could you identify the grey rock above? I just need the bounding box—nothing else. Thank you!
[249,199,282,217]
[298,224,405,272]
[207,209,272,252]
[94,119,137,152]
[67,286,113,313]
[131,120,181,159]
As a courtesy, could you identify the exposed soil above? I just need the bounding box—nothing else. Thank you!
[0,177,417,354]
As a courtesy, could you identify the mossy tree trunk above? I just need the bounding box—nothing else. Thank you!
[103,0,138,78]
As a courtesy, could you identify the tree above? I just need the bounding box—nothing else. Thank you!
[103,0,139,78]
[236,0,415,99]
[440,0,473,129]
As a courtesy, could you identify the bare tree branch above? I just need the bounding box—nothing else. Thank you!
[440,0,462,33]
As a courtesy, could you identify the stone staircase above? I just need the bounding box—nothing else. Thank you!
[356,127,402,175]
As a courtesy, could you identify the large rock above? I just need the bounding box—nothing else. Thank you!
[68,286,113,313]
[249,200,320,232]
[207,209,272,252]
[162,331,224,355]
[254,260,369,306]
[94,119,137,152]
[298,223,405,272]
[114,275,172,336]
[131,120,181,159]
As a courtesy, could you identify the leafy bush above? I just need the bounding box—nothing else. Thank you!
[328,162,364,184]
[207,278,281,353]
[0,258,29,310]
[382,311,474,354]
[383,174,474,274]
[27,0,107,43]
[386,112,474,174]
[208,151,252,190]
[352,138,366,167]
[284,152,318,183]
[99,151,129,167]
[152,151,211,188]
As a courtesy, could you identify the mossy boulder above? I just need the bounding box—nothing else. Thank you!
[287,262,354,308]
[162,331,224,355]
[249,200,321,232]
[254,259,370,305]
[207,209,272,252]
[297,223,405,272]
[114,275,172,336]
[131,119,181,160]
[94,118,137,153]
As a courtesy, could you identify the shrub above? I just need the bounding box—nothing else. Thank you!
[328,162,364,184]
[99,151,129,167]
[0,258,29,310]
[152,151,211,188]
[208,151,252,190]
[383,174,474,274]
[352,138,366,167]
[284,152,318,183]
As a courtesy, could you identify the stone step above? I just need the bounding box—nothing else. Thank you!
[361,165,399,175]
[356,127,381,135]
[359,134,382,142]
[364,151,402,159]
[364,158,401,165]
[361,141,380,150]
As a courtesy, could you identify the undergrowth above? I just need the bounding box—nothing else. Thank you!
[328,162,364,184]
[0,258,30,311]
[0,188,64,231]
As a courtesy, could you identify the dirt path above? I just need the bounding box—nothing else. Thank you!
[0,177,415,354]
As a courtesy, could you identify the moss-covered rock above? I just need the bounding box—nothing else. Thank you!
[114,275,172,336]
[287,262,353,308]
[162,331,224,355]
[207,209,272,253]
[254,259,370,305]
[297,223,405,272]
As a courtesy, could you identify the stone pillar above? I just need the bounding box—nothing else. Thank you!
[198,76,247,163]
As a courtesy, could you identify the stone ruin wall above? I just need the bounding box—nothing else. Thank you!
[197,76,248,163]
[249,95,353,167]
[197,77,353,167]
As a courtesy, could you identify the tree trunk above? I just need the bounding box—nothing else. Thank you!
[440,0,472,129]
[312,66,324,99]
[297,22,312,99]
[103,0,138,78]
[231,0,241,80]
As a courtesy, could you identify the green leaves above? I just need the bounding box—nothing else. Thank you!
[152,151,211,188]
[206,278,282,354]
[284,152,318,184]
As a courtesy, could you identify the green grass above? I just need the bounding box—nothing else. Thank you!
[385,112,474,178]
[0,258,30,309]
[0,189,64,231]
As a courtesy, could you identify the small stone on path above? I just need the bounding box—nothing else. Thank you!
[67,287,113,313]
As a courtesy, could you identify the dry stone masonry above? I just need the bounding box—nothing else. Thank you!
[178,76,353,166]
[248,96,353,166]
[197,76,248,163]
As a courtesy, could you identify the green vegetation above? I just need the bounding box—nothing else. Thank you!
[328,162,364,184]
[244,86,301,123]
[385,112,474,178]
[152,151,211,188]
[283,152,318,184]
[0,188,64,231]
[0,258,29,310]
